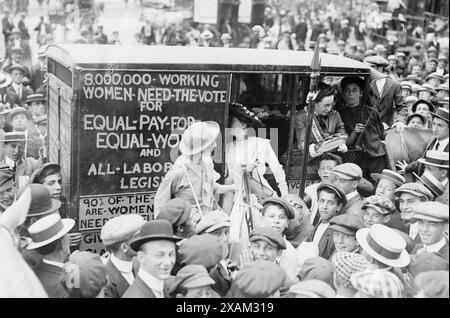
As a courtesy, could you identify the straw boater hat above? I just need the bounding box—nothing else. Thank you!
[419,83,437,95]
[413,171,446,199]
[24,94,46,104]
[0,72,12,88]
[5,63,27,75]
[370,169,406,187]
[418,150,449,169]
[0,131,30,143]
[6,106,32,123]
[178,121,220,156]
[400,81,411,90]
[431,107,449,123]
[26,213,75,250]
[200,30,213,40]
[356,224,410,268]
[437,83,449,92]
[425,73,444,83]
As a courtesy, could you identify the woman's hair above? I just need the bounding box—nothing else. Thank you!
[228,109,255,128]
[315,83,337,104]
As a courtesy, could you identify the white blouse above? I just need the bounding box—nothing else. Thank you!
[225,136,288,195]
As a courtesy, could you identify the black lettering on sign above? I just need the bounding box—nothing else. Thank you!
[78,71,229,197]
[79,193,155,231]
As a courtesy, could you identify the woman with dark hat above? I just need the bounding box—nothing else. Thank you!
[223,103,288,212]
[411,99,435,129]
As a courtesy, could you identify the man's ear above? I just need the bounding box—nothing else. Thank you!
[277,249,283,257]
[136,251,144,264]
[175,293,185,298]
[384,215,391,223]
[337,203,344,213]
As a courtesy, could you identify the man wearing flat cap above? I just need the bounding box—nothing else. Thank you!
[0,163,16,214]
[157,198,197,239]
[394,182,433,242]
[410,201,449,262]
[4,63,33,107]
[361,195,397,228]
[308,184,347,260]
[122,219,182,298]
[365,56,408,130]
[331,163,363,217]
[101,214,145,298]
[329,214,365,255]
[168,264,218,298]
[331,252,371,298]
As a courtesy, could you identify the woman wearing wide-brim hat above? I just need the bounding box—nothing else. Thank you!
[154,121,235,218]
[223,102,288,213]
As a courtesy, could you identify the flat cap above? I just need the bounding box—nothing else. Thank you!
[262,197,295,219]
[234,260,286,298]
[364,55,389,67]
[408,252,449,278]
[300,257,333,286]
[362,195,397,215]
[288,280,336,298]
[178,234,224,271]
[331,163,363,180]
[394,182,434,201]
[169,264,215,296]
[157,198,191,227]
[329,214,365,235]
[350,269,405,298]
[250,227,286,250]
[100,214,145,246]
[196,209,230,234]
[316,184,347,205]
[331,252,372,288]
[415,271,449,298]
[410,201,449,223]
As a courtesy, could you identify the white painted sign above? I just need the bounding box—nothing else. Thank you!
[238,0,253,24]
[194,0,218,24]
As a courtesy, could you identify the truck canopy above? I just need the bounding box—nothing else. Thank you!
[46,44,371,75]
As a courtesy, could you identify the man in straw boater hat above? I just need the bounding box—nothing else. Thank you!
[400,107,449,175]
[417,150,449,205]
[154,121,235,217]
[0,132,41,186]
[6,106,43,159]
[26,213,75,298]
[414,170,447,205]
[122,219,182,298]
[409,201,449,262]
[100,214,145,298]
[356,224,411,272]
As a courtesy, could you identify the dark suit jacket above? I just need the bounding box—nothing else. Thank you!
[0,156,41,185]
[104,260,131,298]
[343,194,363,218]
[122,275,156,298]
[1,17,14,36]
[405,137,449,175]
[5,84,33,107]
[411,239,449,263]
[369,77,408,127]
[308,223,336,260]
[29,64,44,91]
[33,261,68,298]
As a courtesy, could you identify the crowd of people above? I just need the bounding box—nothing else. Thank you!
[0,0,449,299]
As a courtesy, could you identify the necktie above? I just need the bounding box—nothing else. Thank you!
[435,141,440,151]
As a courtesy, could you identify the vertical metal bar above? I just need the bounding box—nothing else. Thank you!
[285,74,298,186]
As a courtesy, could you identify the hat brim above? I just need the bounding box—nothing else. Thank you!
[27,199,62,217]
[431,112,449,123]
[30,163,62,183]
[249,234,286,250]
[417,158,449,168]
[26,218,75,250]
[411,214,447,223]
[178,122,220,156]
[6,110,33,123]
[328,224,356,235]
[330,170,355,180]
[25,98,46,104]
[202,221,231,234]
[262,197,295,219]
[370,173,404,187]
[0,75,12,88]
[183,275,216,289]
[413,173,443,198]
[356,228,410,268]
[130,234,182,252]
